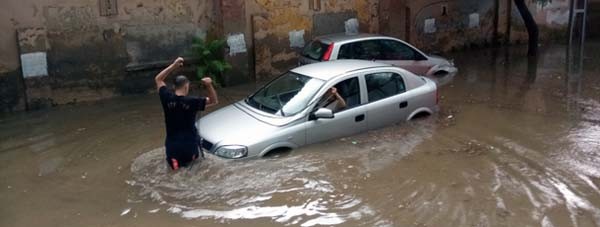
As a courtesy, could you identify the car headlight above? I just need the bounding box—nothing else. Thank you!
[214,145,248,159]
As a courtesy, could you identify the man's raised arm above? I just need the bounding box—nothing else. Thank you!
[201,77,219,108]
[155,57,184,90]
[331,87,346,109]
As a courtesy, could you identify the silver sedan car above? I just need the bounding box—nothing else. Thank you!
[198,60,438,159]
[300,33,457,77]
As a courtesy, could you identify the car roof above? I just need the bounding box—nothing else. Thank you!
[291,60,391,80]
[316,33,394,44]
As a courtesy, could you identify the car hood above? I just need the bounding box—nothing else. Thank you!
[197,104,278,147]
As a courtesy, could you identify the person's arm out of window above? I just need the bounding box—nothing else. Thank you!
[155,57,184,90]
[201,77,219,108]
[331,87,346,109]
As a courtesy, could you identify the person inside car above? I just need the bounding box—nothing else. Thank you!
[316,87,347,113]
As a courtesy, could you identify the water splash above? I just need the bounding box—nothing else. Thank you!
[128,120,435,225]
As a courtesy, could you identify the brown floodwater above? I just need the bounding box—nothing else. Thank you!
[2,42,600,227]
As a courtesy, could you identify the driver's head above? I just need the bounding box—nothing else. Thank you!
[174,75,190,95]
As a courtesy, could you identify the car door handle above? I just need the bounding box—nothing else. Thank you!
[399,101,408,109]
[355,114,365,122]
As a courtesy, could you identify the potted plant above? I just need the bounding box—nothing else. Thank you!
[190,36,232,87]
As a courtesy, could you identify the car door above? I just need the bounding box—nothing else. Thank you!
[365,71,411,130]
[373,39,432,75]
[306,76,367,144]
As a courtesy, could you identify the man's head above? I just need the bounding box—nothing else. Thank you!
[174,75,190,95]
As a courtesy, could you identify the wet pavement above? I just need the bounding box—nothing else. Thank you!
[2,42,600,227]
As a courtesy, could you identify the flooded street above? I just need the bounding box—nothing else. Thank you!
[2,43,600,227]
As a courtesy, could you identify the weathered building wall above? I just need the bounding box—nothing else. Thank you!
[0,0,218,112]
[246,0,570,80]
[509,0,571,44]
[248,0,379,80]
[408,0,497,52]
[0,0,573,112]
[392,0,570,53]
[220,0,251,86]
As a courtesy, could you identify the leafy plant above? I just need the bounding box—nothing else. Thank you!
[191,37,232,87]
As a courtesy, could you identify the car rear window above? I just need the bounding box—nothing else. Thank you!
[302,40,330,61]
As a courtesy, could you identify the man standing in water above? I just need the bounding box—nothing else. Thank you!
[155,57,219,170]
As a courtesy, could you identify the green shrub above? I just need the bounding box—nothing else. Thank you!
[191,37,232,87]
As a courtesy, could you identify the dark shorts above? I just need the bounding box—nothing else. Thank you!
[165,139,200,170]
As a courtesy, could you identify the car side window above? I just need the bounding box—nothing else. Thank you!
[365,72,406,103]
[343,40,382,60]
[315,77,361,113]
[338,43,355,59]
[335,77,361,110]
[380,40,417,60]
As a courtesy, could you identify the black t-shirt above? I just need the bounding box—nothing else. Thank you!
[159,86,207,141]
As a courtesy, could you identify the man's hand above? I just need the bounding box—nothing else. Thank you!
[329,87,338,95]
[202,77,219,108]
[173,57,184,68]
[155,57,185,90]
[201,77,213,87]
[330,87,346,109]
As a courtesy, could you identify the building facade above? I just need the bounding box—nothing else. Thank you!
[0,0,571,112]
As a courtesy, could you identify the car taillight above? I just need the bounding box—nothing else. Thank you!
[322,43,334,61]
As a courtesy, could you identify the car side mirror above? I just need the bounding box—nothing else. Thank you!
[310,108,334,120]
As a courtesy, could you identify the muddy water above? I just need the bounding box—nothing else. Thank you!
[2,43,600,227]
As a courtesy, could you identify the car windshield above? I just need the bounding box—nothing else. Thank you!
[247,72,325,116]
[302,40,329,61]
